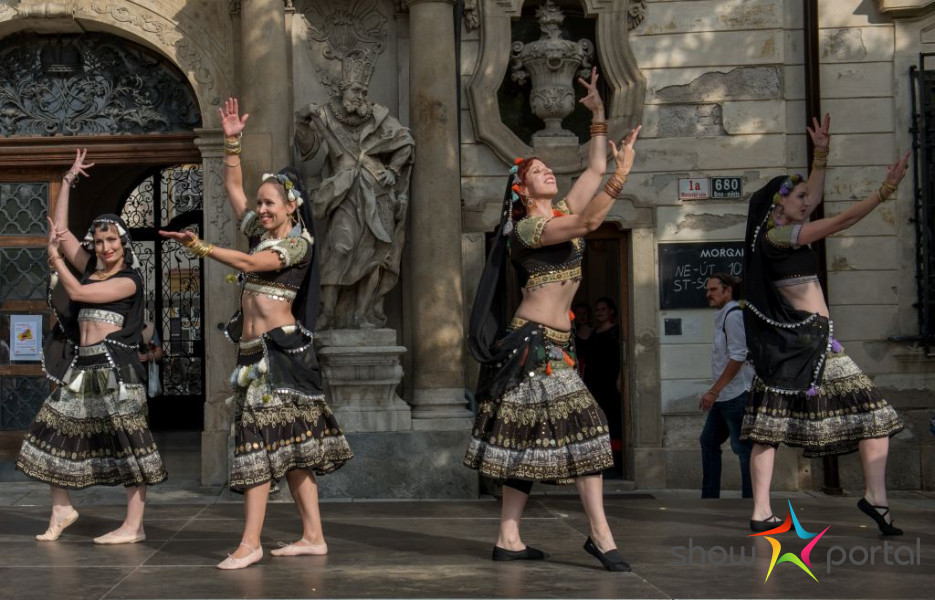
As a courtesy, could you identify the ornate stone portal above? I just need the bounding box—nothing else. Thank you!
[295,0,413,433]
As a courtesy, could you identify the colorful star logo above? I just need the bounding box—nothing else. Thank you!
[749,500,830,582]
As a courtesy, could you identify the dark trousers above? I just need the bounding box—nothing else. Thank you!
[700,391,752,498]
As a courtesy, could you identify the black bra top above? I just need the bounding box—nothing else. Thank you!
[510,201,584,289]
[762,224,819,283]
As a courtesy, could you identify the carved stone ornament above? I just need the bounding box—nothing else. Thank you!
[0,33,201,136]
[303,0,387,64]
[464,0,479,30]
[628,0,646,30]
[510,1,593,139]
[0,2,16,18]
[467,0,645,174]
[229,0,241,15]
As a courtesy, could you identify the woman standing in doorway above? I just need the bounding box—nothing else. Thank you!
[465,68,639,572]
[160,98,353,569]
[17,149,167,544]
[742,115,907,535]
[583,297,624,478]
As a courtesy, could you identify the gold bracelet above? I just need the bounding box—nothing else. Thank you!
[602,174,626,198]
[813,146,830,159]
[224,159,241,168]
[589,122,608,137]
[881,181,898,193]
[878,186,893,202]
[223,146,242,156]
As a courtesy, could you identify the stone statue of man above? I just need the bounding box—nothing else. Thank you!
[295,73,414,330]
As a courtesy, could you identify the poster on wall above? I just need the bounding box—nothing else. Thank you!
[10,314,42,361]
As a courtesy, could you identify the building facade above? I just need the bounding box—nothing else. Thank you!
[0,0,932,494]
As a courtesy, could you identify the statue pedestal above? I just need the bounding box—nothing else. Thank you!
[316,328,411,433]
[533,135,580,169]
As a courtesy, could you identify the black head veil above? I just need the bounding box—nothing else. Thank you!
[469,171,518,363]
[743,176,829,393]
[278,166,321,329]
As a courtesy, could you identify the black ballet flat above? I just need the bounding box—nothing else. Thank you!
[492,545,550,561]
[857,498,904,536]
[583,537,631,572]
[749,514,783,533]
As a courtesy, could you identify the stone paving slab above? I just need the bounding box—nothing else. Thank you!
[1,484,932,599]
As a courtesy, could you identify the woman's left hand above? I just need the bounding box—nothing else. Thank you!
[577,67,604,116]
[47,217,64,259]
[807,113,831,150]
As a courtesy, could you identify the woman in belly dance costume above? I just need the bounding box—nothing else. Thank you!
[464,68,639,572]
[160,98,353,569]
[17,149,167,544]
[742,115,908,535]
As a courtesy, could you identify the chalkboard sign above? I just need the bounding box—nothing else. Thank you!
[659,242,745,309]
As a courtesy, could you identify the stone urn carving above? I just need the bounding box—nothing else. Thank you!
[510,0,594,140]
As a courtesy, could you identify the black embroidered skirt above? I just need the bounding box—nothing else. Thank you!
[742,350,904,457]
[229,335,353,491]
[16,343,167,489]
[464,320,614,484]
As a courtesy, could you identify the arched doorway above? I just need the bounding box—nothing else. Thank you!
[0,32,204,462]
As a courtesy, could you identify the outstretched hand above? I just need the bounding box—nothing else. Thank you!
[67,148,94,180]
[608,125,641,174]
[577,67,604,115]
[807,113,831,150]
[219,97,249,138]
[884,150,912,188]
[158,229,197,246]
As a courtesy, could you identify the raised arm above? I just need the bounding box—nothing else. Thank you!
[47,218,135,304]
[803,114,831,219]
[54,149,94,273]
[158,229,288,274]
[539,126,640,246]
[797,151,910,246]
[564,67,607,214]
[220,97,251,221]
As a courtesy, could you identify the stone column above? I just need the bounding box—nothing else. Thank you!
[240,0,291,181]
[194,129,239,485]
[405,0,472,429]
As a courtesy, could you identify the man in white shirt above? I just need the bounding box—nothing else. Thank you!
[699,274,754,498]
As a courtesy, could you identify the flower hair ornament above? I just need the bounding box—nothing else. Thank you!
[261,172,304,206]
[768,173,804,228]
[502,157,526,236]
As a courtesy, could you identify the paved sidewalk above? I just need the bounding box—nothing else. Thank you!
[1,480,932,600]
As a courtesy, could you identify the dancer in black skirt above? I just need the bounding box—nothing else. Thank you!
[742,115,908,535]
[17,149,167,544]
[160,98,352,569]
[465,68,639,572]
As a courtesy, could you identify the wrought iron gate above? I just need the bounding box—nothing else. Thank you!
[909,54,935,356]
[122,165,205,429]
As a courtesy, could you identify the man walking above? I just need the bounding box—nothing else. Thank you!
[700,274,754,498]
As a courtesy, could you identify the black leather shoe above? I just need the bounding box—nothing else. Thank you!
[857,498,903,536]
[583,537,630,572]
[749,515,783,533]
[492,545,549,561]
